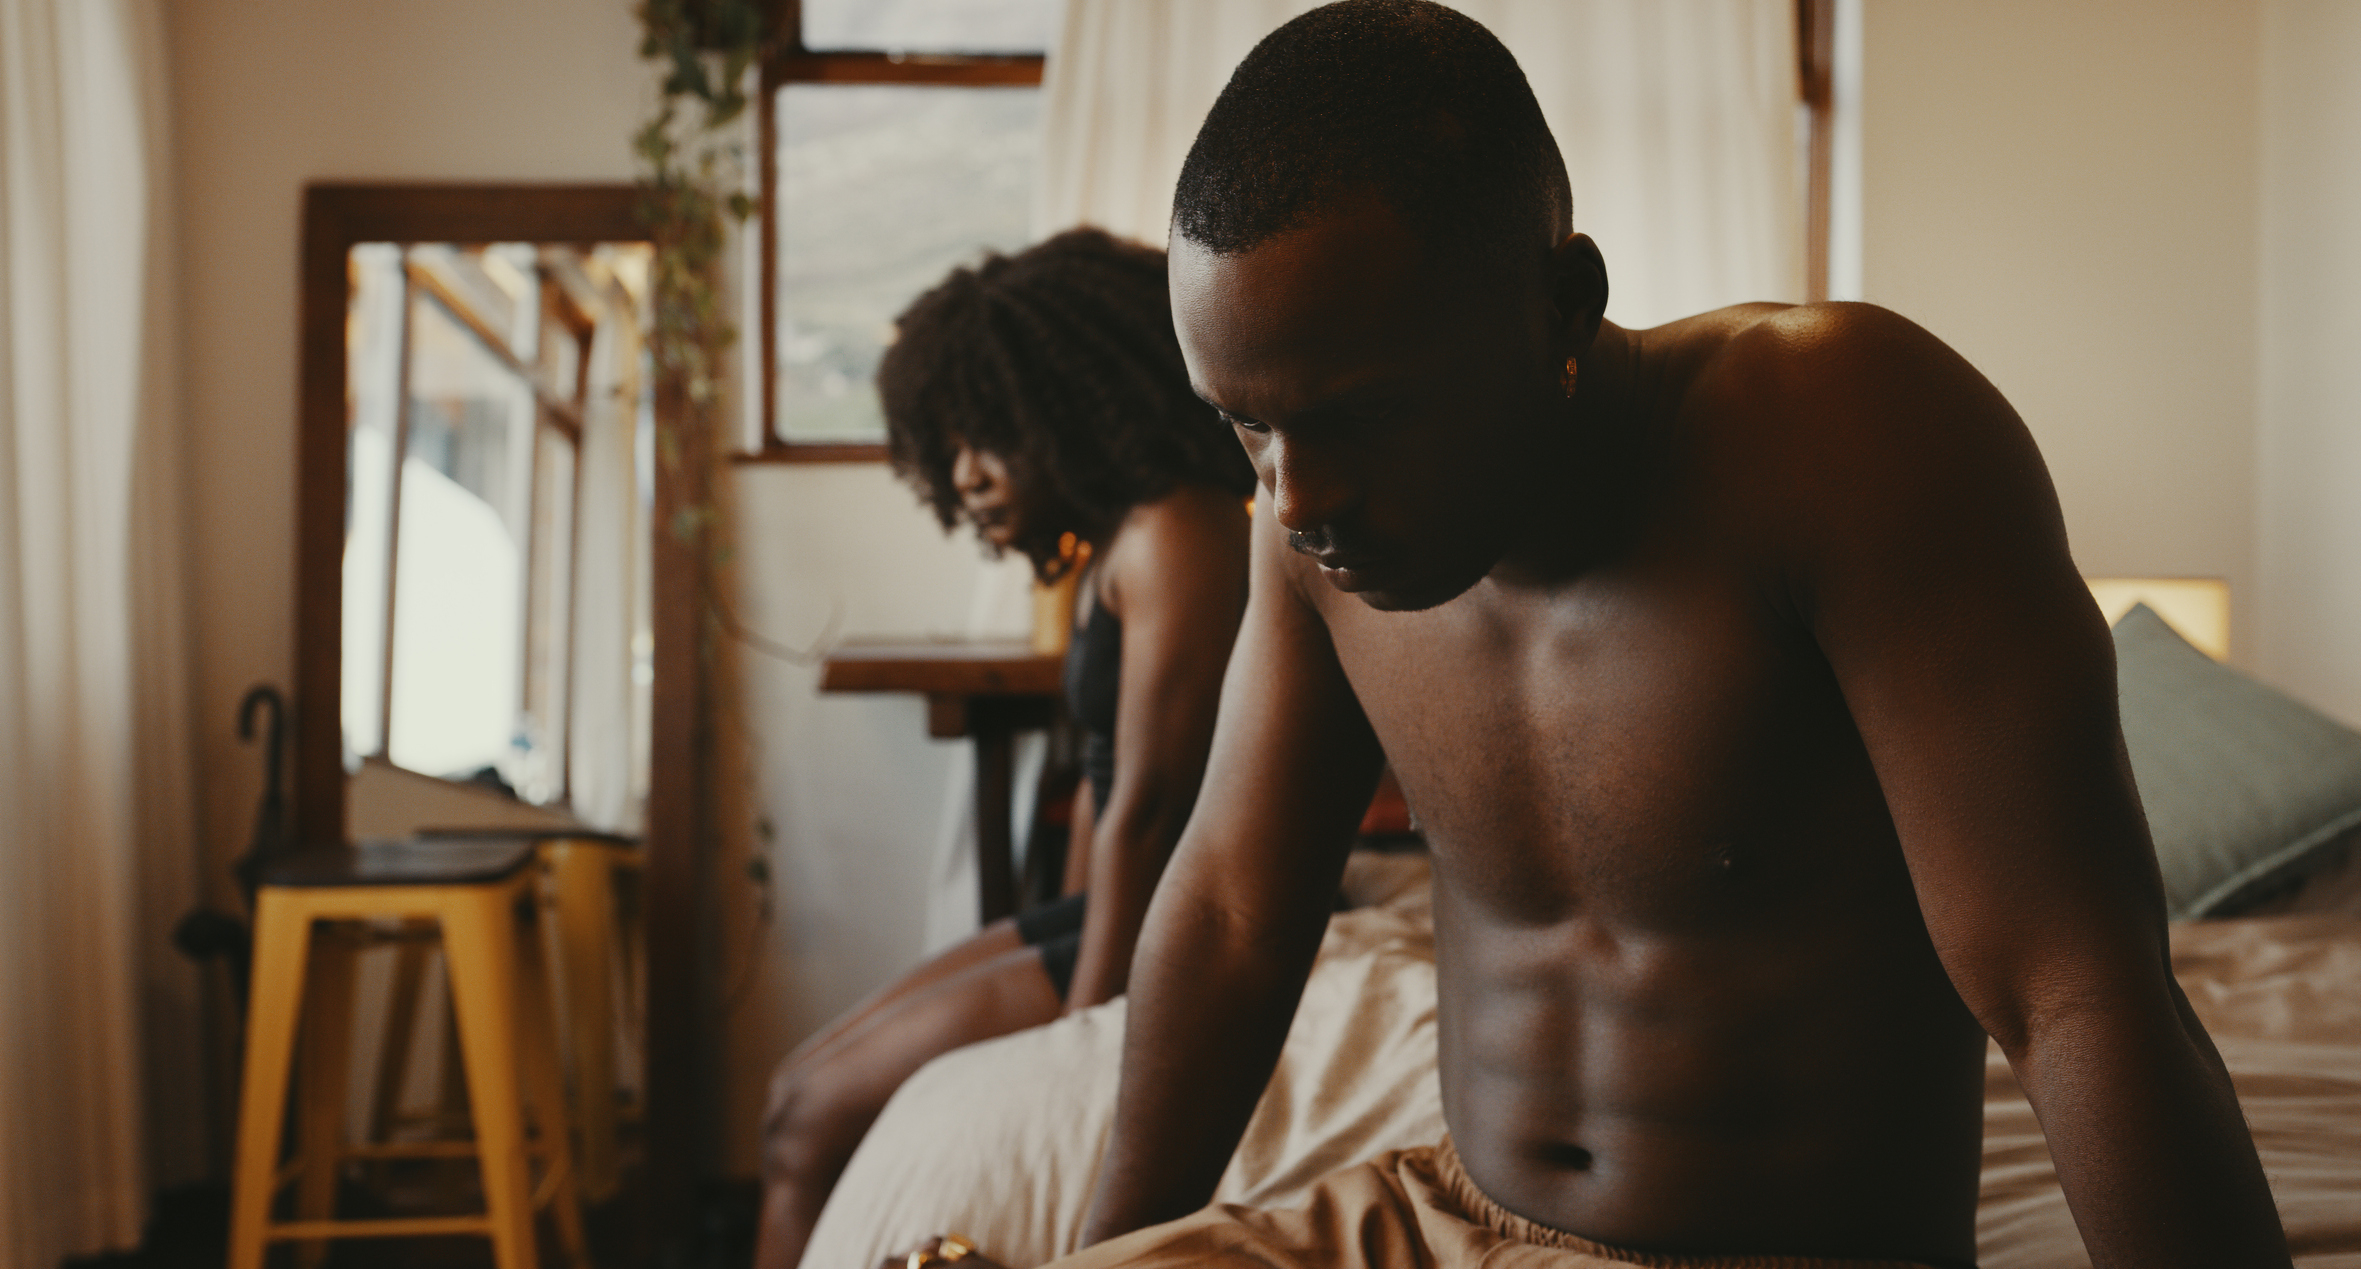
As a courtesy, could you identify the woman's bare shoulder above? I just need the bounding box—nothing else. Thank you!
[1102,482,1253,617]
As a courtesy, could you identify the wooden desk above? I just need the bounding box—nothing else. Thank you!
[820,640,1063,924]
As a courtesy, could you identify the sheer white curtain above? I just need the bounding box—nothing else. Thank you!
[0,0,201,1259]
[1038,0,1803,328]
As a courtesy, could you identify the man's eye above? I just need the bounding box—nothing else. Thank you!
[1223,413,1269,435]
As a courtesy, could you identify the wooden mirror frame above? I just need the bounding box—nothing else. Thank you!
[293,183,702,1247]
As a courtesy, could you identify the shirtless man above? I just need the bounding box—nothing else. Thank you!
[919,4,2291,1267]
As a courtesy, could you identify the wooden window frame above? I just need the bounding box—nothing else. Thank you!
[746,0,1047,463]
[746,0,1836,459]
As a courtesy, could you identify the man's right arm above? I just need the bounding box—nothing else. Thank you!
[1078,501,1385,1246]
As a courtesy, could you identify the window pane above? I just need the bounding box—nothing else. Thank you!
[387,289,534,781]
[775,83,1039,444]
[801,0,1059,54]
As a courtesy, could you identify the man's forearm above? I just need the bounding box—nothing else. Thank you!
[1079,877,1331,1245]
[2016,987,2290,1269]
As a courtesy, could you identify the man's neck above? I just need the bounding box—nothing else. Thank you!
[1484,321,1661,593]
[1573,320,1645,430]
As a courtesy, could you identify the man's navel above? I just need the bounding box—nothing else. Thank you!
[1530,1140,1596,1171]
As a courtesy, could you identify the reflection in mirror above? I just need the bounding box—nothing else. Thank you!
[390,278,536,782]
[342,240,653,815]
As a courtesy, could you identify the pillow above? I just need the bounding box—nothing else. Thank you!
[2114,603,2361,918]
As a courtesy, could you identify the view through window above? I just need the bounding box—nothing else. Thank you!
[761,0,1058,455]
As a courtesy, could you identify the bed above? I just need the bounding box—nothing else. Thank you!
[802,602,2361,1269]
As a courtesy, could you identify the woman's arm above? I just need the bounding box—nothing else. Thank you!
[1059,777,1095,896]
[1061,485,1251,1011]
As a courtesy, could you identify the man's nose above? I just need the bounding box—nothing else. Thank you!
[1265,437,1355,535]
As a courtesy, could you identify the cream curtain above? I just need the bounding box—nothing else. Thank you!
[1038,0,1803,329]
[0,0,201,1258]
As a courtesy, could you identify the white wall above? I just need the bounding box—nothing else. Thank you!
[2256,0,2361,728]
[725,465,1032,1176]
[1859,0,2264,660]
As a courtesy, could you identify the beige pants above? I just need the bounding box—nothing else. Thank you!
[1044,1138,1939,1269]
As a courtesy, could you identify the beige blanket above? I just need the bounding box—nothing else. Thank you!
[1978,914,2361,1268]
[801,864,2361,1269]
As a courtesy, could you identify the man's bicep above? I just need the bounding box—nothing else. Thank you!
[1167,504,1384,919]
[1787,313,2171,1047]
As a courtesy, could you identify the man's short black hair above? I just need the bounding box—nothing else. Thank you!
[1173,0,1571,269]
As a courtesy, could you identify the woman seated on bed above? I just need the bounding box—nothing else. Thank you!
[755,227,1257,1269]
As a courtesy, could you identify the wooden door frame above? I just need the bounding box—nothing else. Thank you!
[293,182,702,1248]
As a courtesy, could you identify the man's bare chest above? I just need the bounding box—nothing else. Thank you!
[1323,572,1891,925]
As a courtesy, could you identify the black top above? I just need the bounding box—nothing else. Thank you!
[1064,592,1122,815]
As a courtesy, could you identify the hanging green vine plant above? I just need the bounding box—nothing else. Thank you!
[634,0,770,551]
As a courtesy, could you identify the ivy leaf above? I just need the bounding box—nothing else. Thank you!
[664,54,712,100]
[637,0,764,594]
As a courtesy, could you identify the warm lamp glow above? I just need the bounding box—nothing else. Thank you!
[2086,577,2231,661]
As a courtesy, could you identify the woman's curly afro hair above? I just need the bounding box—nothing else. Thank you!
[879,227,1255,581]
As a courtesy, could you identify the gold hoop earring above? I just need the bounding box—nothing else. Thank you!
[1560,355,1580,399]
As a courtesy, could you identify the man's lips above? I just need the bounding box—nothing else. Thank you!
[1307,550,1400,590]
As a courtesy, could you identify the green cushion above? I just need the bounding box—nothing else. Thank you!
[2115,603,2361,918]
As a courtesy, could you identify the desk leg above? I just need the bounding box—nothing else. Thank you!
[972,725,1017,925]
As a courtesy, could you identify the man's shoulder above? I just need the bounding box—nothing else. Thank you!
[1667,301,1952,404]
[1655,302,2039,569]
[1665,301,2016,472]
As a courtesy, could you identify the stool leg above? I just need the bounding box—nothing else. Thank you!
[230,894,313,1269]
[369,929,433,1144]
[442,890,539,1269]
[295,927,360,1269]
[551,842,622,1201]
[519,900,588,1265]
[429,962,473,1214]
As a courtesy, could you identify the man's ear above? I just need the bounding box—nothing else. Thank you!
[1549,233,1609,354]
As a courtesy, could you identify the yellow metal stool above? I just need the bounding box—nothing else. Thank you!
[381,831,643,1203]
[229,837,586,1269]
[541,834,642,1202]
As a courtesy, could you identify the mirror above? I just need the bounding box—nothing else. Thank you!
[339,240,650,812]
[295,185,703,1248]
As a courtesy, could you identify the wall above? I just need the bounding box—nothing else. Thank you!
[725,467,1033,1176]
[1859,1,2263,659]
[2256,0,2361,728]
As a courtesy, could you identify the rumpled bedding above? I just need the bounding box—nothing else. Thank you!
[1980,913,2361,1268]
[800,858,2361,1269]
